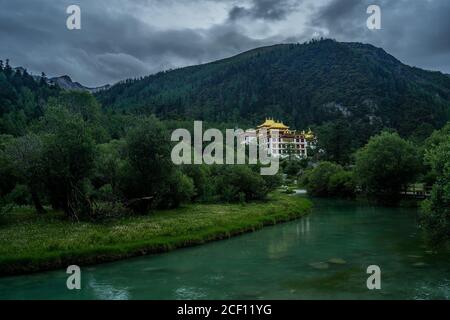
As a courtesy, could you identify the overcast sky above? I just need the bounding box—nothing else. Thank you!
[1,0,449,87]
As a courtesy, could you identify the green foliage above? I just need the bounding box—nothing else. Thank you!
[40,106,96,218]
[3,134,46,213]
[315,120,356,165]
[181,164,214,202]
[327,170,356,198]
[261,171,283,192]
[0,197,13,220]
[45,91,109,143]
[117,117,194,212]
[93,140,126,196]
[420,125,450,245]
[183,164,280,203]
[301,161,356,198]
[424,122,450,155]
[0,64,60,135]
[4,184,31,205]
[0,134,16,198]
[355,131,421,205]
[212,165,269,202]
[281,158,307,177]
[164,170,195,208]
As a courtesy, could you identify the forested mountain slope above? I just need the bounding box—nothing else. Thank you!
[97,39,450,140]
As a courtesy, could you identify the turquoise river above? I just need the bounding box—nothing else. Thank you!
[1,197,449,299]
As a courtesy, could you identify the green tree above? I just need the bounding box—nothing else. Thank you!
[282,158,307,177]
[118,117,178,212]
[40,106,96,219]
[315,120,355,165]
[46,92,109,143]
[355,131,421,205]
[4,134,46,213]
[0,134,16,198]
[163,170,195,208]
[94,139,126,197]
[420,129,450,244]
[182,164,214,202]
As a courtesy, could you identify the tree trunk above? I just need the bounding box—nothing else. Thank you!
[29,186,46,214]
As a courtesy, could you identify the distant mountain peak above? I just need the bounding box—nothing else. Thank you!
[59,75,72,82]
[48,75,110,93]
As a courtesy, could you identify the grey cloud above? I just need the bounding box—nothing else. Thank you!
[0,0,273,86]
[0,0,449,87]
[228,0,296,21]
[312,0,450,73]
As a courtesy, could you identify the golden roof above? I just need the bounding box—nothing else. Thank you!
[305,128,315,140]
[257,118,276,128]
[257,118,289,130]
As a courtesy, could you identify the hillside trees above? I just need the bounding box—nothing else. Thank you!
[0,62,60,135]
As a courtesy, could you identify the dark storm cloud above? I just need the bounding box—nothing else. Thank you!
[0,0,449,87]
[0,0,270,86]
[228,0,296,21]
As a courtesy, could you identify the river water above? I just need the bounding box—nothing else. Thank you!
[1,197,449,300]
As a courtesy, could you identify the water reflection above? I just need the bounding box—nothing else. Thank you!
[88,275,131,300]
[297,217,311,236]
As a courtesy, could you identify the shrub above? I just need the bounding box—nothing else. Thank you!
[328,170,356,198]
[212,165,269,202]
[302,161,356,198]
[163,170,195,208]
[182,164,214,202]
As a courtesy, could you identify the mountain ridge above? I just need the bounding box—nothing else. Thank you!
[96,39,450,141]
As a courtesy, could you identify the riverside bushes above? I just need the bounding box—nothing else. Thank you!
[300,161,356,198]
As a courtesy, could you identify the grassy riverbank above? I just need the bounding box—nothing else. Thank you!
[0,193,311,276]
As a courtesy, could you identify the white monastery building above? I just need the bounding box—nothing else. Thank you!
[242,118,315,158]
